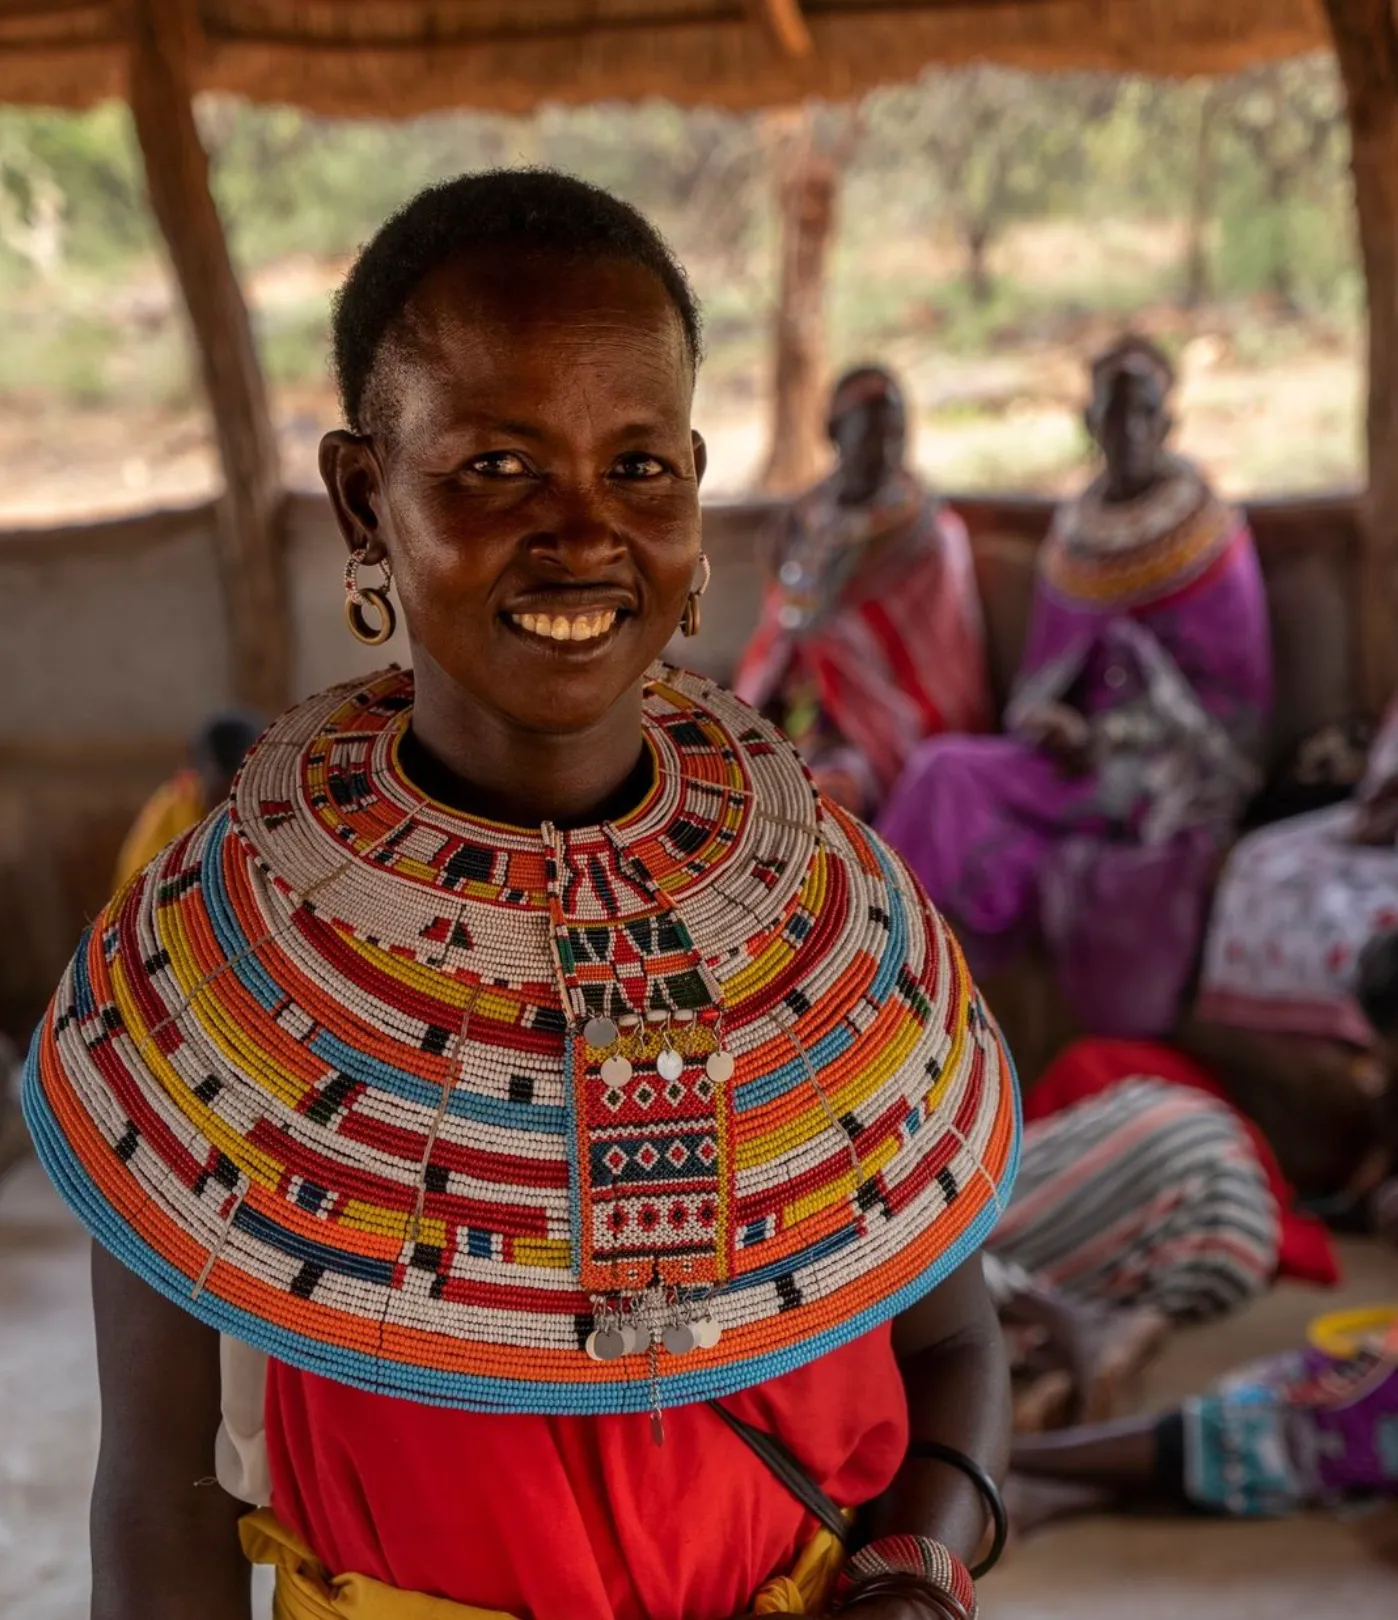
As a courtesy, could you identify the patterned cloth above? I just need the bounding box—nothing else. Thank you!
[1197,700,1398,1045]
[881,465,1272,1038]
[988,1077,1279,1322]
[735,473,991,815]
[1178,1333,1398,1516]
[24,666,1018,1416]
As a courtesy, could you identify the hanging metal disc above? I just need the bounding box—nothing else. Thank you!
[584,1016,619,1049]
[705,1049,735,1084]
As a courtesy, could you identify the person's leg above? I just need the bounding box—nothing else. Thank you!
[1012,1414,1163,1486]
[1005,1414,1173,1533]
[992,1078,1279,1324]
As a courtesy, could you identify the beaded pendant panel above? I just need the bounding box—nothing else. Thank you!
[25,666,1019,1415]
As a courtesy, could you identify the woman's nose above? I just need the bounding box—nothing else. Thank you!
[530,485,624,569]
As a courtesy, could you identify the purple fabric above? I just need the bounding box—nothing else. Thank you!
[1019,522,1273,742]
[1302,1346,1398,1496]
[879,527,1273,1037]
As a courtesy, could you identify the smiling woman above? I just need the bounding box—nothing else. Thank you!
[23,171,1018,1620]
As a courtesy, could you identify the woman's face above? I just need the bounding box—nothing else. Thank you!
[830,391,905,504]
[1090,366,1170,496]
[323,251,705,738]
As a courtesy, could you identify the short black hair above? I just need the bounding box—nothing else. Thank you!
[194,711,264,780]
[1356,930,1398,1039]
[331,168,704,432]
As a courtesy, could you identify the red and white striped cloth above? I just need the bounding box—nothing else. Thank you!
[735,491,992,809]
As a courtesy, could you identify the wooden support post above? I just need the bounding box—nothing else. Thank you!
[759,108,838,495]
[749,0,815,60]
[128,0,290,714]
[1324,0,1398,715]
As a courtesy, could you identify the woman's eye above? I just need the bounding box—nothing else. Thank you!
[464,452,530,478]
[614,453,667,479]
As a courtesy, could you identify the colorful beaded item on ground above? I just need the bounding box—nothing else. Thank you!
[837,1535,977,1618]
[23,665,1018,1415]
[1040,459,1239,613]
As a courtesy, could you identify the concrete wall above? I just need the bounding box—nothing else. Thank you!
[0,488,1363,1043]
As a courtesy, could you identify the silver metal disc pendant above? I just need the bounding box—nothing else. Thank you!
[662,1322,695,1356]
[692,1316,722,1351]
[584,1015,619,1049]
[600,1054,633,1085]
[705,1049,735,1084]
[656,1047,684,1082]
[592,1327,627,1361]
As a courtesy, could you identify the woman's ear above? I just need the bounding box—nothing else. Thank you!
[320,431,388,564]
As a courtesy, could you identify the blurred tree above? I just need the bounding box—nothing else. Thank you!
[1217,58,1347,314]
[869,68,1117,304]
[759,104,857,493]
[1181,83,1227,309]
[0,104,150,269]
[0,143,64,280]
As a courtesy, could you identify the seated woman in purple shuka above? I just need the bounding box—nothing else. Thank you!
[880,336,1273,1037]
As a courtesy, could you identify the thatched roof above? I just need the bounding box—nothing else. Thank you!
[1,1,1327,118]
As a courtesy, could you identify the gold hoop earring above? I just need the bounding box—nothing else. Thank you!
[681,551,711,639]
[344,548,396,646]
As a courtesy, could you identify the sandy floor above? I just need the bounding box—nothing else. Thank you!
[2,1153,1396,1618]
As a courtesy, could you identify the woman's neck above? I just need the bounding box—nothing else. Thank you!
[406,656,652,829]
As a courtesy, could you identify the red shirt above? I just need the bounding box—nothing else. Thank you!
[267,1326,908,1620]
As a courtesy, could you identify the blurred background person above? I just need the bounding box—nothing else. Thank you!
[736,364,990,817]
[113,709,264,888]
[882,335,1273,1037]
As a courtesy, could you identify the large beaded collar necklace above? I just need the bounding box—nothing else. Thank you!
[25,666,1018,1416]
[1042,455,1238,612]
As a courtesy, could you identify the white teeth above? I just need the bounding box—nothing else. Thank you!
[509,608,617,643]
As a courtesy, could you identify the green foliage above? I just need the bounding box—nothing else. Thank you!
[0,103,150,273]
[0,55,1364,425]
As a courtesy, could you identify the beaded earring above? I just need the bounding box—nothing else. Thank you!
[681,551,711,638]
[344,547,397,646]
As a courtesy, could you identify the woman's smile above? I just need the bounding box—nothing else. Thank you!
[505,604,625,650]
[510,607,618,642]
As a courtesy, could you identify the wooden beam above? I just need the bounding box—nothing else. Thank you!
[759,108,837,492]
[1323,0,1398,715]
[127,0,291,714]
[749,0,815,60]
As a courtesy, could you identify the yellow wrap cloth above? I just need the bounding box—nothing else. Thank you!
[113,769,206,889]
[241,1508,847,1620]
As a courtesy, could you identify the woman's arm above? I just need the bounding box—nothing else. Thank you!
[878,1254,1011,1564]
[90,1245,250,1620]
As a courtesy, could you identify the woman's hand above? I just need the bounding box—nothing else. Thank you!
[1352,782,1398,846]
[1016,702,1092,775]
[824,1601,943,1620]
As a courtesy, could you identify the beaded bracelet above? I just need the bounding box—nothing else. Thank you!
[837,1571,972,1620]
[835,1535,978,1619]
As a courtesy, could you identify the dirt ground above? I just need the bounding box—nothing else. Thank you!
[2,1152,1395,1619]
